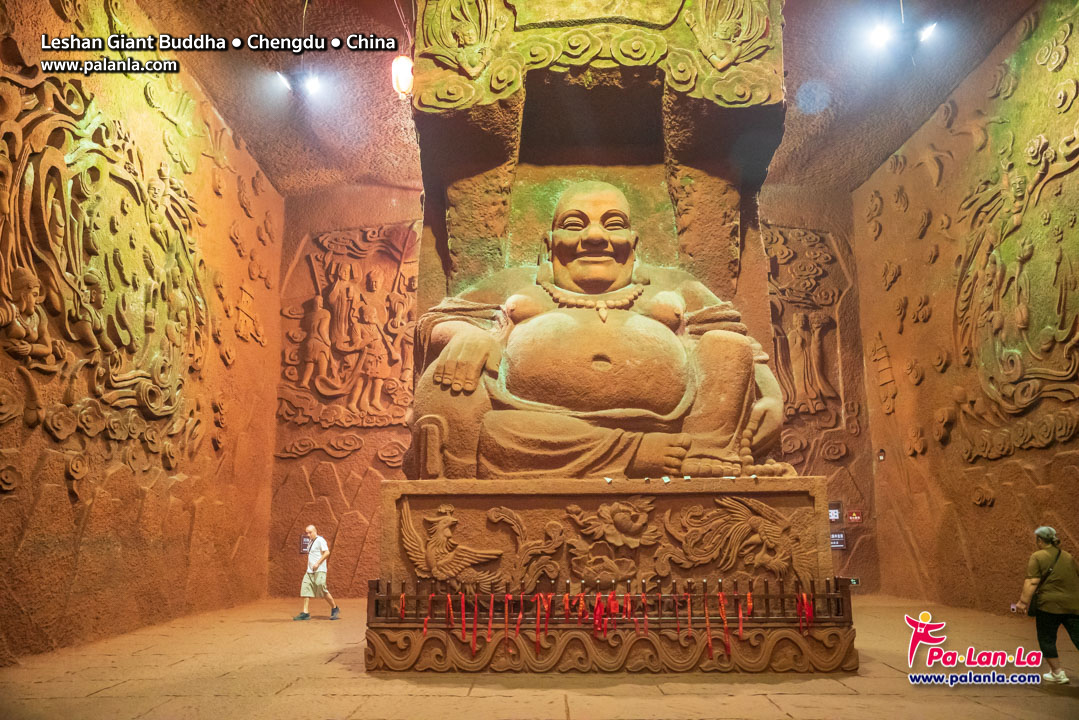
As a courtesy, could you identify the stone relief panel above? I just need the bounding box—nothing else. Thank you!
[278,222,419,428]
[853,1,1079,610]
[270,217,420,599]
[763,224,876,585]
[412,0,784,112]
[391,488,823,595]
[0,0,281,662]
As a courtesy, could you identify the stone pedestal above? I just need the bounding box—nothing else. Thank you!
[364,477,857,672]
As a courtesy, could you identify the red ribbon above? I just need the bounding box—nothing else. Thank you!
[446,594,454,628]
[685,593,693,637]
[718,592,731,656]
[592,593,604,637]
[504,594,513,654]
[640,593,650,634]
[471,593,478,657]
[747,592,753,617]
[533,594,543,654]
[607,590,618,632]
[423,593,435,636]
[399,593,406,620]
[543,593,553,635]
[703,593,714,659]
[576,593,587,624]
[564,593,571,622]
[737,596,744,640]
[627,594,640,635]
[460,592,467,642]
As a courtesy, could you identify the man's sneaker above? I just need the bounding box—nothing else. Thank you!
[330,606,340,620]
[1042,670,1069,684]
[293,612,310,621]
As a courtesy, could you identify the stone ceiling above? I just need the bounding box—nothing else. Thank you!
[138,0,1037,197]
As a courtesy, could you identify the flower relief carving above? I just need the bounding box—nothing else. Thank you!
[1036,23,1071,72]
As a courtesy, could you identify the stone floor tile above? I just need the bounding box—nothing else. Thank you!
[280,675,473,696]
[770,694,1021,720]
[567,694,786,720]
[471,674,663,697]
[0,696,169,720]
[657,676,855,695]
[90,675,295,697]
[142,695,364,720]
[345,695,567,720]
[0,679,127,699]
[973,693,1079,719]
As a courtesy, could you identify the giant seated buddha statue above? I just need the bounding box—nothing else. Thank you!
[413,181,790,479]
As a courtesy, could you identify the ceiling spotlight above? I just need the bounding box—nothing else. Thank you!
[304,74,321,95]
[919,23,937,42]
[275,71,291,91]
[868,23,894,49]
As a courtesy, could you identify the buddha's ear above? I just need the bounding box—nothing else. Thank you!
[630,231,639,250]
[543,231,553,258]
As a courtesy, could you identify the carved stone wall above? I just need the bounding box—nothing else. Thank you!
[269,186,421,598]
[762,222,877,588]
[0,0,282,661]
[853,1,1079,610]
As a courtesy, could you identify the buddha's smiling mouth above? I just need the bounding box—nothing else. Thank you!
[573,251,617,263]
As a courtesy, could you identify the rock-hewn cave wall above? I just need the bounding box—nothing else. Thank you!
[0,0,282,661]
[760,185,879,590]
[269,185,420,598]
[853,1,1079,611]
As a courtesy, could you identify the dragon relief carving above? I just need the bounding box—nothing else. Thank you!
[398,494,818,592]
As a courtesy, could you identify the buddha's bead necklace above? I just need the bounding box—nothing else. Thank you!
[540,282,645,322]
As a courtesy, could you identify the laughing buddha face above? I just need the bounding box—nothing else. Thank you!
[546,181,639,295]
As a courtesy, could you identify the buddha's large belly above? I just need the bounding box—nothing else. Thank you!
[503,309,689,414]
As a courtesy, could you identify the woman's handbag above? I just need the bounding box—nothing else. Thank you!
[1028,548,1062,617]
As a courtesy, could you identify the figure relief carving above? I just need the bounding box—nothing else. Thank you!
[420,0,506,79]
[413,0,782,111]
[414,182,790,480]
[948,106,1079,456]
[685,0,773,73]
[279,222,418,429]
[0,70,232,471]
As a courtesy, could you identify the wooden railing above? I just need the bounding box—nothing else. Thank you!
[367,577,854,630]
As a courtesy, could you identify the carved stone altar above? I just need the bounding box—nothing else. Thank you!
[365,0,857,672]
[365,478,856,672]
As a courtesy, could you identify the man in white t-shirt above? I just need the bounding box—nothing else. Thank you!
[294,524,340,620]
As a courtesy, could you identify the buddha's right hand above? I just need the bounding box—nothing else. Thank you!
[431,330,501,393]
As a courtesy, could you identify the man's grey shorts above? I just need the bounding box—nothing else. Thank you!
[300,571,328,598]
